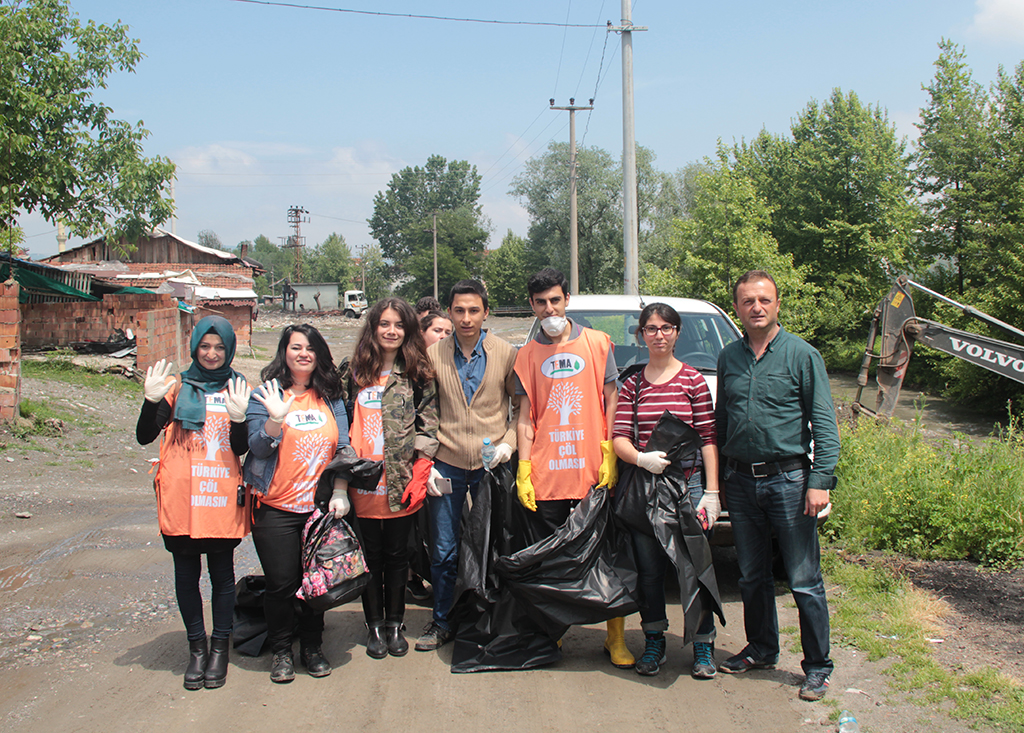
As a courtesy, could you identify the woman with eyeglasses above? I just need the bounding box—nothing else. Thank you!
[612,303,721,679]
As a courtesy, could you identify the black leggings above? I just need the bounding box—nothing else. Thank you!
[359,514,416,624]
[251,503,325,654]
[172,550,236,641]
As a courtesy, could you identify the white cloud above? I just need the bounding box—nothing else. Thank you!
[969,0,1024,44]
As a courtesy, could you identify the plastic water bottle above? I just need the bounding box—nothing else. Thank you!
[481,438,496,469]
[837,711,859,733]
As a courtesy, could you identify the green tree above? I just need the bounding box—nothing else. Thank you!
[482,230,529,307]
[197,229,223,250]
[392,207,489,299]
[646,150,817,339]
[368,154,487,277]
[304,232,353,284]
[915,39,989,295]
[244,234,294,295]
[0,0,175,252]
[358,244,391,305]
[510,141,622,293]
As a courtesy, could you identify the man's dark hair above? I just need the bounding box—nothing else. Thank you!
[447,279,489,311]
[732,269,779,302]
[527,268,569,299]
[415,296,442,315]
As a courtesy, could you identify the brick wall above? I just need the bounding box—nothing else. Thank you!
[19,293,190,371]
[0,280,20,421]
[196,303,252,348]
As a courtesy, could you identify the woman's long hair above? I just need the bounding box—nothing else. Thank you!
[350,298,434,390]
[260,323,341,400]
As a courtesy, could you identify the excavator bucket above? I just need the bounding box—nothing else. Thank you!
[855,278,916,417]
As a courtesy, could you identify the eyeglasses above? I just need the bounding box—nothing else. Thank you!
[641,324,678,336]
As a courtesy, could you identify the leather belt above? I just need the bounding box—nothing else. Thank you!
[726,456,809,478]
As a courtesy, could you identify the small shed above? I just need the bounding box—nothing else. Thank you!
[290,283,339,312]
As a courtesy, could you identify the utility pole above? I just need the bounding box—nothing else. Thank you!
[281,205,308,283]
[550,97,593,296]
[609,3,647,295]
[431,211,438,299]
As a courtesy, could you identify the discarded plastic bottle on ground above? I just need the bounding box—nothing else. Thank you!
[481,438,496,470]
[837,711,859,733]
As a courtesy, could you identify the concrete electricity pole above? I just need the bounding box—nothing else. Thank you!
[432,211,438,299]
[550,98,593,296]
[609,2,646,295]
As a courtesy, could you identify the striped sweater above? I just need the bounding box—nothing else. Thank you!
[428,331,519,470]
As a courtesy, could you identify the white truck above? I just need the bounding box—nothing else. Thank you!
[343,289,369,318]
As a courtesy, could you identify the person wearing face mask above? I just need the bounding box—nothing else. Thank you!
[135,316,252,691]
[512,267,634,669]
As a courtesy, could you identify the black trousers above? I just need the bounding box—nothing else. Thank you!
[251,503,325,654]
[172,550,236,641]
[358,513,416,625]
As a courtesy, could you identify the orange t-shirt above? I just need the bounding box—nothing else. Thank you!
[155,383,249,539]
[515,328,612,501]
[262,391,340,514]
[348,372,417,519]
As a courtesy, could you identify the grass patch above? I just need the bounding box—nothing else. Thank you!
[825,553,1024,729]
[22,358,142,396]
[831,410,1024,568]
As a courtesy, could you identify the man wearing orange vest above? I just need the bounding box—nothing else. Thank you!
[513,267,634,669]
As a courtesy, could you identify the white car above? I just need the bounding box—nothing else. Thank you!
[524,293,741,400]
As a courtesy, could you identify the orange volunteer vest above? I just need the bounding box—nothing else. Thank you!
[515,328,612,501]
[348,373,416,519]
[155,383,249,539]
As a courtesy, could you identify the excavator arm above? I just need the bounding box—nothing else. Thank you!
[853,276,1024,418]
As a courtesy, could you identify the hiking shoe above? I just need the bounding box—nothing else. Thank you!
[719,646,777,674]
[269,651,295,683]
[634,632,667,676]
[799,670,831,701]
[691,641,716,679]
[414,621,454,652]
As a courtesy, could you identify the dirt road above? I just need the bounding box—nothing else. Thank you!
[0,316,994,732]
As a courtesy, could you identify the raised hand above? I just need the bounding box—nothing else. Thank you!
[225,376,252,423]
[144,359,175,404]
[252,379,296,424]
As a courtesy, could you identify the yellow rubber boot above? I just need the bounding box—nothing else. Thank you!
[603,617,635,668]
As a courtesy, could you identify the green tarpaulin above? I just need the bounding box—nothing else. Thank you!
[1,263,99,303]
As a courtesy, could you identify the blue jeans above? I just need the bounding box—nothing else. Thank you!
[630,468,715,642]
[426,459,484,630]
[722,464,833,675]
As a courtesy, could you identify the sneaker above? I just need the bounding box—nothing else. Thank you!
[407,575,432,602]
[799,670,831,701]
[691,641,716,679]
[414,621,454,652]
[719,646,777,674]
[634,632,667,676]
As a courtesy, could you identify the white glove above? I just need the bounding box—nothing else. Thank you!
[225,376,251,423]
[252,379,295,424]
[489,442,514,468]
[426,467,444,497]
[143,359,175,404]
[328,489,350,516]
[696,491,721,529]
[636,450,670,474]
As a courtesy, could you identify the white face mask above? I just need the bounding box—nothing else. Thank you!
[540,315,568,337]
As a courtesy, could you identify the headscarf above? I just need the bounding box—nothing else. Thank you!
[173,316,243,432]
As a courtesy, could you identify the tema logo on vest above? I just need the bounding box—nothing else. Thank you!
[541,353,586,379]
[285,410,328,431]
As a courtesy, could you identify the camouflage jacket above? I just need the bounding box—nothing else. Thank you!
[339,357,438,512]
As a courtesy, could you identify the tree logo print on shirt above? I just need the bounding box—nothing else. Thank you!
[547,382,584,425]
[294,433,334,477]
[362,411,384,457]
[541,353,587,379]
[193,418,230,461]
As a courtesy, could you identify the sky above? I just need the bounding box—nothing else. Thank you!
[18,0,1024,261]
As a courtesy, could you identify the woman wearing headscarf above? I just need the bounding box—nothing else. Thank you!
[136,315,252,691]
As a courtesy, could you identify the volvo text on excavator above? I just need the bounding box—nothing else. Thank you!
[853,276,1024,418]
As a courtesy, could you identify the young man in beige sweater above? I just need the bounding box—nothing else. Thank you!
[415,279,519,652]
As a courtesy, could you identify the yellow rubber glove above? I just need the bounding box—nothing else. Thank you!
[596,440,619,488]
[516,460,537,512]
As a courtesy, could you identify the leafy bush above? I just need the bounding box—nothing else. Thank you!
[830,412,1024,568]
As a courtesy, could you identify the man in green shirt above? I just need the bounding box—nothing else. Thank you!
[714,270,840,702]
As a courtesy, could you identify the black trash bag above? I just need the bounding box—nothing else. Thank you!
[448,458,639,673]
[617,411,726,645]
[448,460,561,673]
[233,574,268,656]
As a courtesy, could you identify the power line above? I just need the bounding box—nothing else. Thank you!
[229,0,605,27]
[477,106,548,181]
[572,0,607,100]
[551,1,573,99]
